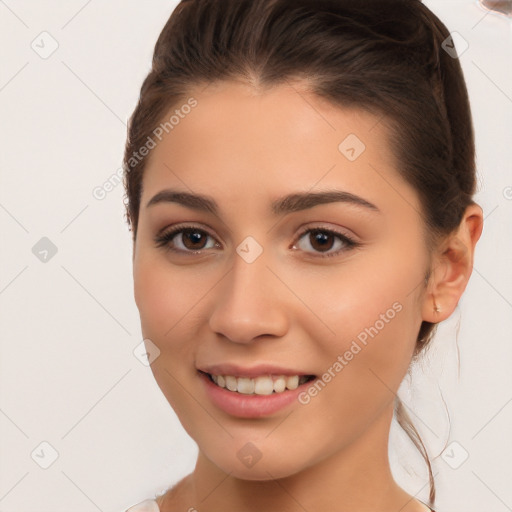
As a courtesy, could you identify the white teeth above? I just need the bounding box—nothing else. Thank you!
[208,373,310,394]
[254,376,274,395]
[225,375,237,392]
[237,377,255,394]
[286,375,299,390]
[273,376,286,393]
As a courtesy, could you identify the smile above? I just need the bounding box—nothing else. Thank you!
[198,369,319,418]
[203,371,316,395]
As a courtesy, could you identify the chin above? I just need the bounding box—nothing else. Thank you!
[199,436,316,481]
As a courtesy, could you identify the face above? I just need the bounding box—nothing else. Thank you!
[132,80,430,480]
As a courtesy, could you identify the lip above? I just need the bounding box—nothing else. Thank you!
[197,363,314,378]
[198,370,315,418]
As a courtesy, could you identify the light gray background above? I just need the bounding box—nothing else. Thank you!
[0,1,511,511]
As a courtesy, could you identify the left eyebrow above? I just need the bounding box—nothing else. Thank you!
[271,190,380,215]
[145,188,380,215]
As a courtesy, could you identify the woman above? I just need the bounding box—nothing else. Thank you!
[123,0,484,510]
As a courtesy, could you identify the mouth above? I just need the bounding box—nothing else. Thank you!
[198,370,316,395]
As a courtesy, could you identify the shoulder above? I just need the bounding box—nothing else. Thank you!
[126,474,193,512]
[409,498,436,512]
[155,474,193,512]
[125,498,160,512]
[419,503,436,512]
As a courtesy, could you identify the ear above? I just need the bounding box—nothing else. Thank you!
[422,203,484,323]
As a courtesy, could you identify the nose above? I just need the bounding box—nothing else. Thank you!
[208,250,290,344]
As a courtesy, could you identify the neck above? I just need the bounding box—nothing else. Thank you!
[181,404,417,512]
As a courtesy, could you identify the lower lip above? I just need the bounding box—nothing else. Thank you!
[198,371,313,418]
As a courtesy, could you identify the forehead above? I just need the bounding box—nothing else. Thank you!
[140,80,422,219]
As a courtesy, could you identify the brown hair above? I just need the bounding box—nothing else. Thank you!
[123,0,479,507]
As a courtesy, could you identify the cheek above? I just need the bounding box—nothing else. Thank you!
[308,246,424,388]
[296,295,418,450]
[133,254,205,421]
[133,251,204,339]
[133,260,172,338]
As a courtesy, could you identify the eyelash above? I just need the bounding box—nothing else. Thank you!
[154,223,361,259]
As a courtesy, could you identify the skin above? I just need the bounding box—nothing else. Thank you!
[131,80,483,512]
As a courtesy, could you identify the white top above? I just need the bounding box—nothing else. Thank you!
[126,500,434,512]
[124,496,434,512]
[125,499,160,512]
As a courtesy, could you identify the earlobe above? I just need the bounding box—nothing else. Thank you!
[422,203,484,323]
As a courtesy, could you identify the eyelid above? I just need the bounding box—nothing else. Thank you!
[154,223,220,253]
[292,224,360,258]
[294,223,357,244]
[154,222,360,257]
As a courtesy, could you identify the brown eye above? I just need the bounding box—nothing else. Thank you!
[293,227,358,258]
[180,229,210,250]
[308,230,336,252]
[155,226,219,253]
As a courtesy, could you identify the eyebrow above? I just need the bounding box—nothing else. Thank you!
[146,188,380,215]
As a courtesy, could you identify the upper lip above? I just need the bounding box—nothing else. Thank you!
[198,363,315,378]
